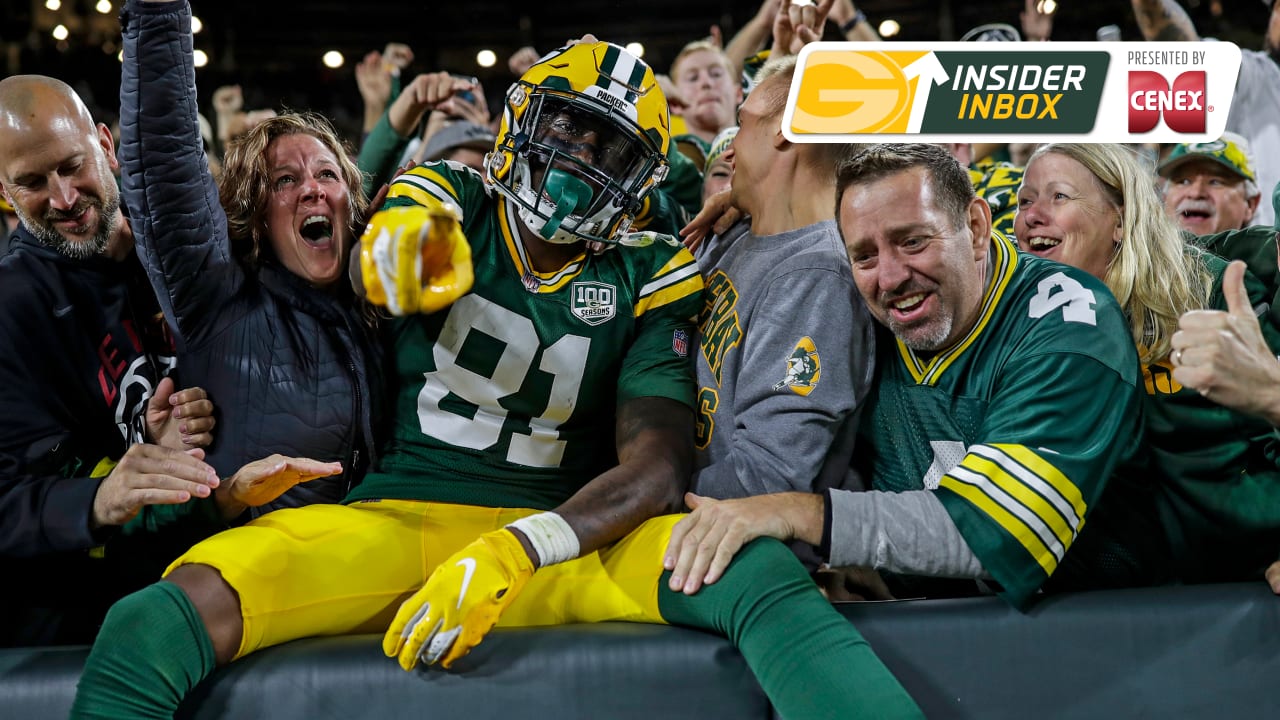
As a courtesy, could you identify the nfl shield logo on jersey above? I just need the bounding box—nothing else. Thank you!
[672,329,689,357]
[570,281,617,326]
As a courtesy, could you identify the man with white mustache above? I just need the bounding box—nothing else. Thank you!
[1160,133,1262,236]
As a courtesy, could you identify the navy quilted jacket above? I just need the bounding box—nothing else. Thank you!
[119,0,381,514]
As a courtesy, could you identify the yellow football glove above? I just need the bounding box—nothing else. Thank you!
[359,203,474,315]
[382,528,535,670]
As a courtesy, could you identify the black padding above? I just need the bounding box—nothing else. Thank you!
[831,582,1280,720]
[5,583,1279,720]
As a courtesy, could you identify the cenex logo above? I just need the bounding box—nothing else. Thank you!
[1128,71,1206,133]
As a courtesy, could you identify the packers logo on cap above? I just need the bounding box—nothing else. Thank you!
[1157,131,1256,182]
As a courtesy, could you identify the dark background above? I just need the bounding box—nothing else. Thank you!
[0,0,1269,142]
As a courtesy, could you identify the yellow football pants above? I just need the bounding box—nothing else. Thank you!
[166,500,680,660]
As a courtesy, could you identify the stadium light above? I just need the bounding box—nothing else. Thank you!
[625,42,645,58]
[191,16,203,33]
[95,0,112,13]
[52,24,69,41]
[45,0,60,10]
[476,49,497,68]
[879,19,901,37]
[323,50,345,69]
[193,49,208,68]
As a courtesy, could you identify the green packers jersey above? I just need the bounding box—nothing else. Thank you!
[348,161,704,510]
[969,162,1023,241]
[1143,252,1280,582]
[856,234,1148,608]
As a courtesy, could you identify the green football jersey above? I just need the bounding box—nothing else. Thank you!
[1143,252,1280,582]
[856,234,1149,608]
[348,161,704,510]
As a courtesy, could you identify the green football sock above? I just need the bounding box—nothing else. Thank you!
[71,581,215,719]
[658,538,923,720]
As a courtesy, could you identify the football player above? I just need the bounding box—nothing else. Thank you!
[72,3,921,718]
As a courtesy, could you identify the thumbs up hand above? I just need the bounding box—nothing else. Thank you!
[1171,260,1280,424]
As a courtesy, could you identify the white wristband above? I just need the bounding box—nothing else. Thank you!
[507,512,580,567]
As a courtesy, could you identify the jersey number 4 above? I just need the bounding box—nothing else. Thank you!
[1028,272,1097,326]
[418,295,589,468]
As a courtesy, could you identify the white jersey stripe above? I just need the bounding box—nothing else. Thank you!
[948,465,1067,563]
[639,262,700,298]
[969,444,1081,530]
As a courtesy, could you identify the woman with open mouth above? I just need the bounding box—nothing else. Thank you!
[118,4,382,518]
[1014,142,1280,587]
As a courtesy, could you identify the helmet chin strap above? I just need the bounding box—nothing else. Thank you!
[537,169,593,240]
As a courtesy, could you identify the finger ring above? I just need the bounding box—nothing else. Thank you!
[1173,349,1184,365]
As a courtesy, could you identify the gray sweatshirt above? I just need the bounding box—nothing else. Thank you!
[691,219,873,500]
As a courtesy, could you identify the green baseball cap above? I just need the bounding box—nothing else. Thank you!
[1158,132,1257,183]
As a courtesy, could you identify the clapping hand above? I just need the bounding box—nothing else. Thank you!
[214,454,343,519]
[146,376,216,449]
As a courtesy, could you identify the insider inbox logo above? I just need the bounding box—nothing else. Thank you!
[783,42,1240,143]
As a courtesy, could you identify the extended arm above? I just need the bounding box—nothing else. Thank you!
[1129,0,1200,42]
[0,427,220,558]
[355,44,413,136]
[548,397,690,554]
[356,72,475,198]
[826,489,987,575]
[120,0,242,344]
[830,0,881,42]
[724,0,780,81]
[662,486,987,595]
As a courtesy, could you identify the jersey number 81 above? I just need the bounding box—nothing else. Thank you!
[417,295,590,467]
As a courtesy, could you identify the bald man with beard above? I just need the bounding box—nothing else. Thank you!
[0,75,223,646]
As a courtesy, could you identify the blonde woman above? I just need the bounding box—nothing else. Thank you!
[1015,142,1280,584]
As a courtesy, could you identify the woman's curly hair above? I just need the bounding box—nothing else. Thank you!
[218,111,368,268]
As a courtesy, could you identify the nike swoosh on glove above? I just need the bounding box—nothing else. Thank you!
[382,528,536,670]
[360,203,474,316]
